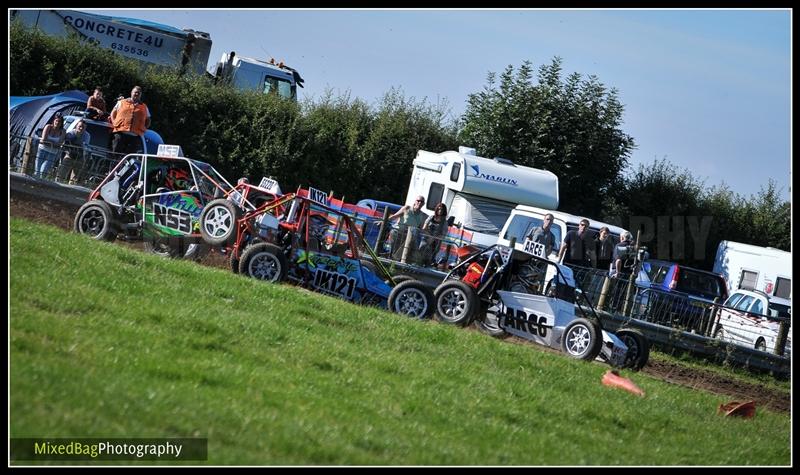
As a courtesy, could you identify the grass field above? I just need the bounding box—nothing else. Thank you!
[10,218,791,465]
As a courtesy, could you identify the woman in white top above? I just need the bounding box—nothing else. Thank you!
[35,113,66,178]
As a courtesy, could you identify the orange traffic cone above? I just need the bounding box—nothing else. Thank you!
[601,370,645,397]
[717,400,756,418]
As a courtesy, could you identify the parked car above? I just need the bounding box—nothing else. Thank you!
[714,289,791,356]
[634,260,728,330]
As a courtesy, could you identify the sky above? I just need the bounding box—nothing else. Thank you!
[87,8,791,201]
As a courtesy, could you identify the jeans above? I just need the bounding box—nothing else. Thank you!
[35,147,59,178]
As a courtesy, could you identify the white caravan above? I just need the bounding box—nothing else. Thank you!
[713,240,791,300]
[404,146,559,248]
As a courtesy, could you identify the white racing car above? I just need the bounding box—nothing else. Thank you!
[433,242,650,370]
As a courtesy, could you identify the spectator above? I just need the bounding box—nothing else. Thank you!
[558,218,593,267]
[526,212,556,257]
[56,119,91,185]
[110,85,151,157]
[419,202,449,265]
[595,226,615,272]
[610,230,635,312]
[85,87,108,121]
[612,230,635,278]
[34,112,66,179]
[388,195,426,259]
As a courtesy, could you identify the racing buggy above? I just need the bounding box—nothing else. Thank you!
[207,187,435,319]
[73,149,243,259]
[432,243,650,370]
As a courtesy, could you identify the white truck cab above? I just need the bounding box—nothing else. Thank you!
[212,52,303,100]
[497,205,629,264]
[404,146,559,248]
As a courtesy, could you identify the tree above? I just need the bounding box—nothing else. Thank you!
[459,57,636,216]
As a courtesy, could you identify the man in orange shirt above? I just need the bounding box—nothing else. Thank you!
[110,85,151,157]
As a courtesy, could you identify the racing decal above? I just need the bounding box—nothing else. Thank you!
[499,304,551,338]
[157,193,203,218]
[312,269,357,299]
[259,177,280,193]
[296,250,359,274]
[153,202,192,234]
[522,238,546,258]
[308,187,329,206]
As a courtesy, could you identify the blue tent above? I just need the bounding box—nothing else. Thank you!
[9,90,163,154]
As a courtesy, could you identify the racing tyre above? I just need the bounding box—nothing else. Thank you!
[391,274,415,285]
[561,318,603,361]
[74,200,117,241]
[199,198,241,246]
[617,328,650,371]
[434,280,479,326]
[230,255,240,274]
[388,280,434,319]
[143,237,183,258]
[475,306,508,338]
[239,243,287,283]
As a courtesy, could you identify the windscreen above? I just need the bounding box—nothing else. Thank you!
[450,192,515,235]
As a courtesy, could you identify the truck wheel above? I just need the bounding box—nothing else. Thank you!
[200,198,241,246]
[755,338,767,352]
[239,243,286,282]
[562,318,603,361]
[434,280,479,326]
[617,328,650,371]
[74,200,117,241]
[388,280,433,319]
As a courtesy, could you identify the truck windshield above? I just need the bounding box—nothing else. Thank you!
[263,76,294,100]
[450,192,514,235]
[502,213,563,257]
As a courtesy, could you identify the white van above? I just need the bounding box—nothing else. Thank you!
[497,205,629,266]
[404,146,559,247]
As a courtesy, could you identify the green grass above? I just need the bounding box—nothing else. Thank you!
[10,218,791,465]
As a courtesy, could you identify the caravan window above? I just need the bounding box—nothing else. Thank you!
[427,183,444,211]
[774,277,791,299]
[450,192,515,235]
[502,214,563,256]
[450,163,461,182]
[739,270,758,290]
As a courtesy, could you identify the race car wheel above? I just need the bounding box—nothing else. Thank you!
[230,255,240,274]
[74,200,117,241]
[475,307,508,338]
[389,274,416,286]
[143,237,183,258]
[617,328,650,371]
[562,318,603,361]
[200,198,241,246]
[388,280,434,319]
[239,243,287,282]
[434,280,479,326]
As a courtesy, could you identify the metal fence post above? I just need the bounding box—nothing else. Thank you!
[373,207,391,255]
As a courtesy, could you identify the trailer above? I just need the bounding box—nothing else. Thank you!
[712,240,791,300]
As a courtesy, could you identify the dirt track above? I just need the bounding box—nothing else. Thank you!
[9,190,790,414]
